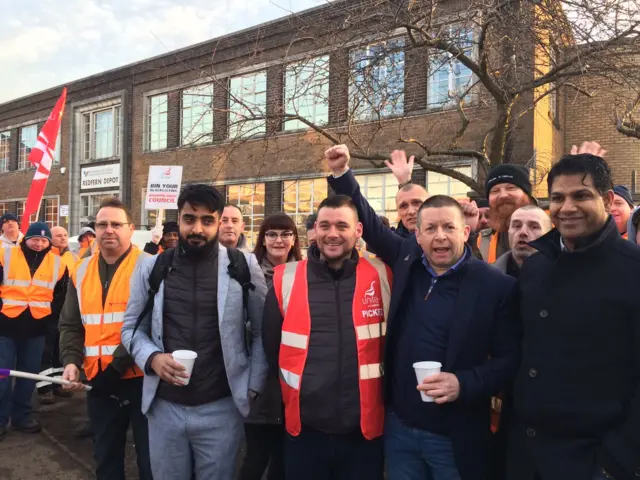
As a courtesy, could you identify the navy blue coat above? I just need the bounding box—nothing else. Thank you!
[328,171,521,480]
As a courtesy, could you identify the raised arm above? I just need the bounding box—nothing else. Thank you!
[325,145,404,266]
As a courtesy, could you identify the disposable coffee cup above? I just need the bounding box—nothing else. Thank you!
[413,361,442,403]
[172,350,197,386]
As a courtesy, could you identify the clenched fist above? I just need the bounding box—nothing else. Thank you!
[325,145,350,176]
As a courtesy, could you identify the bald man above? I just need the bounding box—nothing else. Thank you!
[493,205,552,278]
[51,226,77,272]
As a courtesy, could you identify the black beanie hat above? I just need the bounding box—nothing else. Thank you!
[613,185,634,208]
[163,221,179,235]
[485,164,532,198]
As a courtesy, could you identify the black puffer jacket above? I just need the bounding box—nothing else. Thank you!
[262,244,361,434]
[156,242,232,406]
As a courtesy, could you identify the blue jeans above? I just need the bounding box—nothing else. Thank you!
[385,412,461,480]
[0,335,45,427]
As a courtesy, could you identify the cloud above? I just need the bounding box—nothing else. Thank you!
[0,0,321,104]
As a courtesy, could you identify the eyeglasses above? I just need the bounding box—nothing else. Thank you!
[95,221,131,231]
[265,231,294,241]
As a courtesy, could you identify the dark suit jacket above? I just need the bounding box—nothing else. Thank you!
[328,171,521,480]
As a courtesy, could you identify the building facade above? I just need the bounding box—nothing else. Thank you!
[0,0,637,247]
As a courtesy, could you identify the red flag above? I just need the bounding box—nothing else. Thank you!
[20,88,67,233]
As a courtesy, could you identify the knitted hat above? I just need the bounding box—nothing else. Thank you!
[485,164,532,198]
[613,185,634,208]
[163,221,179,235]
[0,213,18,228]
[24,222,51,241]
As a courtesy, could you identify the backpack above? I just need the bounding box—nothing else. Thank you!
[130,247,256,355]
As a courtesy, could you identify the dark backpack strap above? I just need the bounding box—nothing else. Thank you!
[130,249,174,349]
[226,248,255,355]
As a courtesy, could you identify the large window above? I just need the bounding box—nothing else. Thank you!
[226,183,265,247]
[350,38,405,120]
[284,56,330,131]
[0,131,9,173]
[182,84,214,145]
[19,124,38,170]
[148,94,168,150]
[426,165,473,198]
[83,106,121,161]
[0,203,9,216]
[44,198,59,228]
[283,178,327,247]
[428,25,474,108]
[16,201,36,225]
[229,72,267,138]
[80,193,119,222]
[355,173,401,224]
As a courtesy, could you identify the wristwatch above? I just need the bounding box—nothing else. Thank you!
[398,179,412,189]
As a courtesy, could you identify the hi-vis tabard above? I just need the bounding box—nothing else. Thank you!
[273,257,392,440]
[477,230,498,264]
[0,247,63,319]
[73,246,146,381]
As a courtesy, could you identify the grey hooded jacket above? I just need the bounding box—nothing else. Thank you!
[121,244,268,416]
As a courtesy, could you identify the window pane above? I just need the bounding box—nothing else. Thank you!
[349,38,405,121]
[0,131,10,173]
[182,84,214,145]
[284,56,330,131]
[226,183,265,247]
[93,110,114,159]
[282,178,326,247]
[19,125,38,170]
[355,173,400,224]
[45,197,58,229]
[229,72,267,138]
[148,94,168,150]
[427,166,472,198]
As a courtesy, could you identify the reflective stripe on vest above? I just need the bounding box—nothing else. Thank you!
[477,230,498,264]
[0,247,62,319]
[75,247,147,381]
[273,256,392,440]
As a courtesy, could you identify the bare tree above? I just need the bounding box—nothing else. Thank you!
[614,91,640,139]
[173,0,640,195]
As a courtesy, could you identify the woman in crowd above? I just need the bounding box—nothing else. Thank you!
[240,212,302,480]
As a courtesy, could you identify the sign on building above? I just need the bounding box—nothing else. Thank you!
[145,166,183,210]
[60,205,69,217]
[80,164,121,190]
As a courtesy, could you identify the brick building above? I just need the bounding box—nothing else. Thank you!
[0,0,637,247]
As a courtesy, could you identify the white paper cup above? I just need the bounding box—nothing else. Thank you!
[413,361,442,402]
[172,350,198,386]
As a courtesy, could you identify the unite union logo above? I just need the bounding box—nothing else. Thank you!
[363,280,380,306]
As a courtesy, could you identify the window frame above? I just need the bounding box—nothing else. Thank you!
[427,24,476,110]
[0,131,10,173]
[354,172,402,225]
[147,94,168,151]
[228,71,268,139]
[349,37,406,121]
[79,192,119,223]
[82,106,121,162]
[18,124,38,170]
[225,183,265,248]
[181,84,215,146]
[425,164,475,198]
[282,178,327,248]
[283,55,330,131]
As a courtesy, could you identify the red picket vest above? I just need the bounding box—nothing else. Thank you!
[273,256,392,440]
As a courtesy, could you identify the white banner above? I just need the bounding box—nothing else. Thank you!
[145,166,183,210]
[80,164,120,190]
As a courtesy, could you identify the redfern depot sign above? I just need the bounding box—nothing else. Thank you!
[80,164,120,190]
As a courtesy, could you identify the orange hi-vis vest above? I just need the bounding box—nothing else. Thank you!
[0,247,64,319]
[73,246,147,381]
[623,232,629,240]
[477,230,499,263]
[52,247,78,275]
[273,256,392,440]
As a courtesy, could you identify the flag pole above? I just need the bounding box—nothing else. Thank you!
[34,199,42,223]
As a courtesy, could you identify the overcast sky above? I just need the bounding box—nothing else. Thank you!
[0,0,322,104]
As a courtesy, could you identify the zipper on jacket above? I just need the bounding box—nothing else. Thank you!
[191,262,198,357]
[424,277,438,301]
[334,279,342,429]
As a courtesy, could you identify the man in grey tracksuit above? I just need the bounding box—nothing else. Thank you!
[121,184,268,480]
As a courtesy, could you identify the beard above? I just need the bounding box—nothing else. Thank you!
[489,197,531,232]
[179,233,218,257]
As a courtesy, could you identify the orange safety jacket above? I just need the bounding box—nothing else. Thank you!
[52,247,78,274]
[477,230,499,264]
[622,232,629,240]
[73,246,146,381]
[273,256,392,440]
[0,247,64,319]
[78,238,98,259]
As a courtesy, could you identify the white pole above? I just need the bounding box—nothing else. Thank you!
[8,370,91,391]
